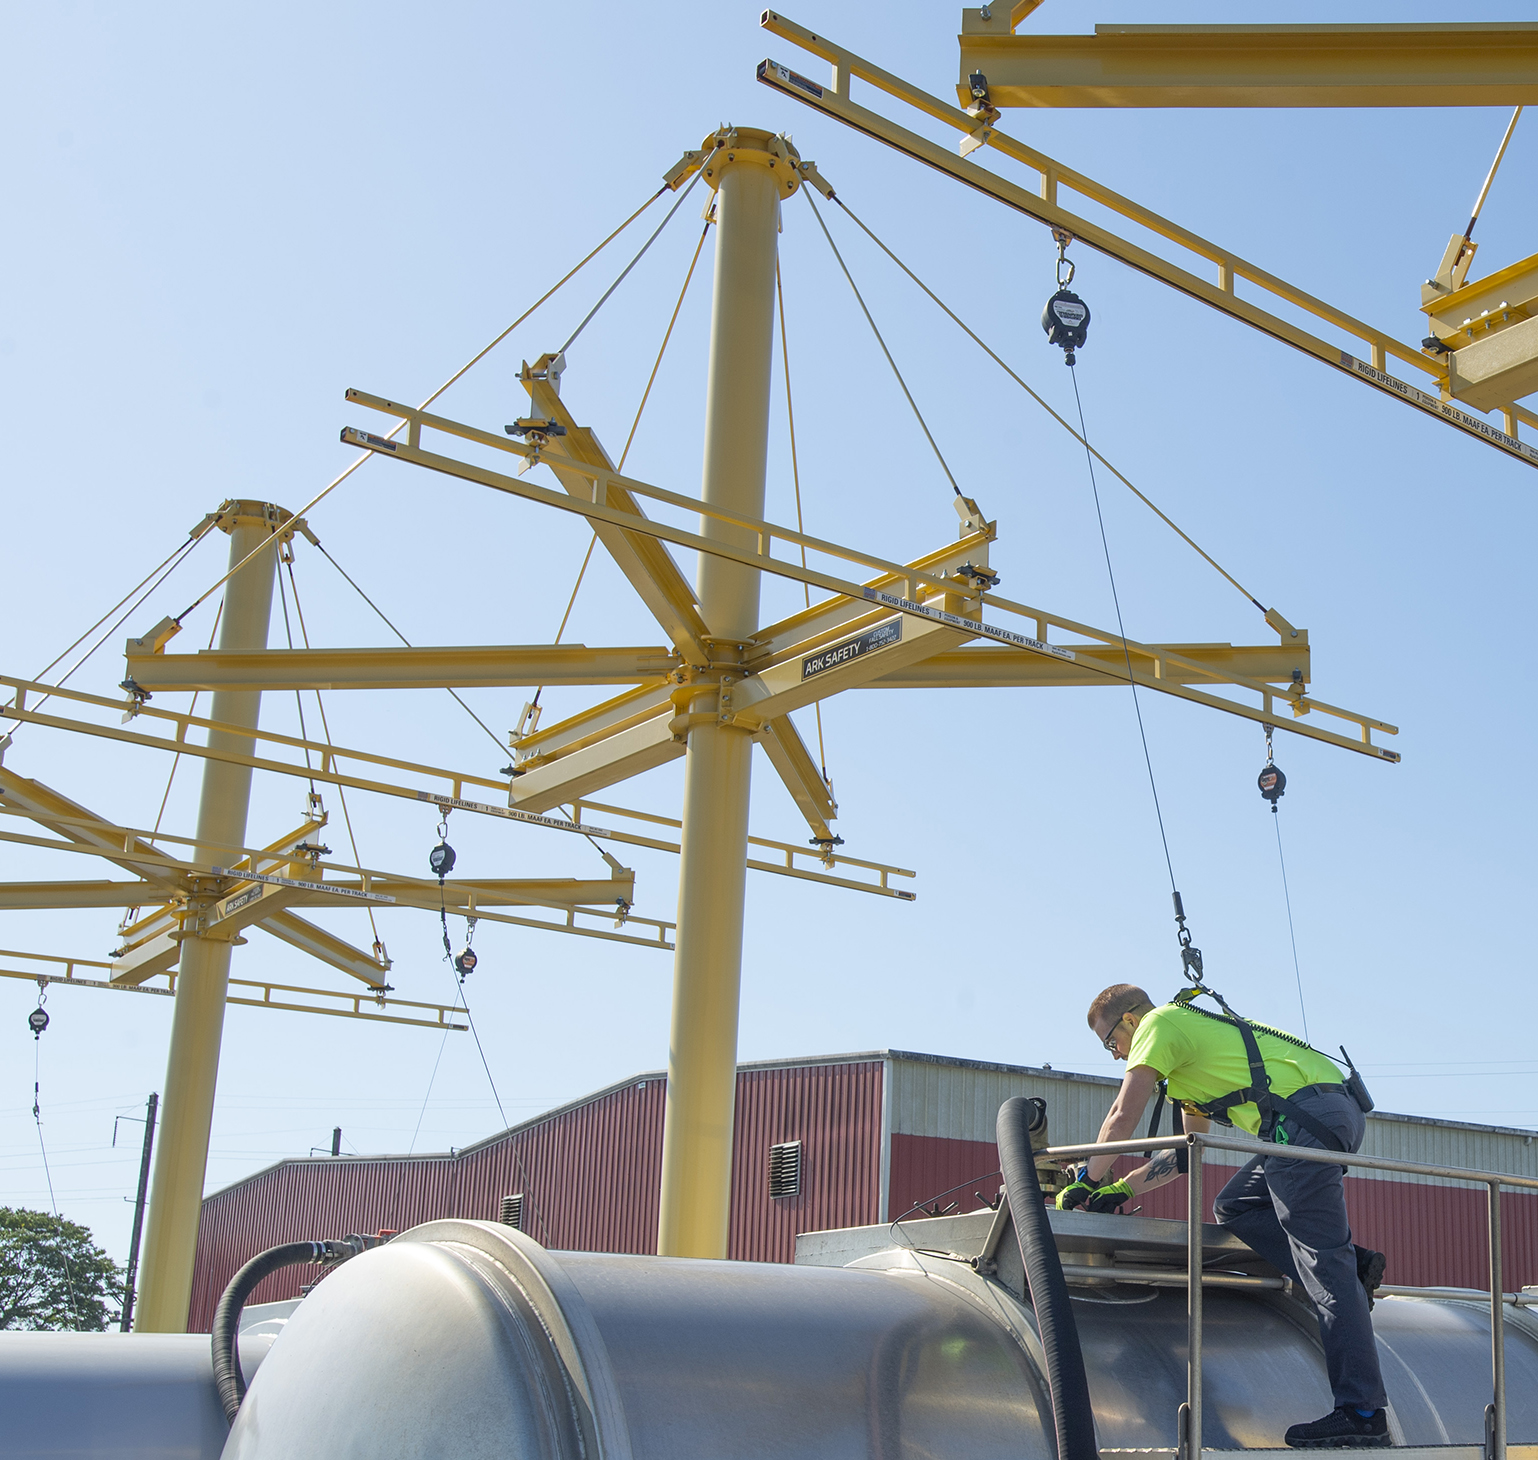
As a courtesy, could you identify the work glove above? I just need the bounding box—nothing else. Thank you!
[1056,1176,1134,1213]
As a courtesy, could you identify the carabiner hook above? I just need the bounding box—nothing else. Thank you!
[1053,228,1076,288]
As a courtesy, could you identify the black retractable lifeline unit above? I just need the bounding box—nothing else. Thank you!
[1042,228,1090,366]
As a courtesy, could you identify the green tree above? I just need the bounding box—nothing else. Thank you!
[0,1207,124,1331]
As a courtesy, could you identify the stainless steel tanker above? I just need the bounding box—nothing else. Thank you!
[4,1202,1534,1459]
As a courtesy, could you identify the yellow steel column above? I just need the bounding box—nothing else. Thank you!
[657,130,799,1258]
[135,501,285,1332]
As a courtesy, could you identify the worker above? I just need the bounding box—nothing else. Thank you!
[1059,983,1389,1449]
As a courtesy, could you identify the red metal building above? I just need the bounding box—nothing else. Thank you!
[190,1049,1538,1331]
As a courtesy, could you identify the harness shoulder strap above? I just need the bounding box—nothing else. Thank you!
[1143,1079,1190,1174]
[1231,1019,1275,1132]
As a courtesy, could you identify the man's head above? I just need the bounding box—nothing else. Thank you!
[1087,983,1155,1061]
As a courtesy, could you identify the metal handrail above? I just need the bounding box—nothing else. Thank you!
[1037,1131,1525,1460]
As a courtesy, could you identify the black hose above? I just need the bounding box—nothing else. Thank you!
[211,1240,355,1424]
[996,1096,1098,1460]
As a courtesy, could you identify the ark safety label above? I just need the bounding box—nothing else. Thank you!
[803,618,901,679]
[220,885,264,917]
[1338,353,1538,469]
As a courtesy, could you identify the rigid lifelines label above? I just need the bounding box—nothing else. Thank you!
[415,790,616,838]
[860,588,1077,661]
[210,867,397,903]
[1339,354,1538,469]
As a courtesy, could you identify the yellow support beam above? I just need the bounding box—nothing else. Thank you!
[758,717,836,842]
[657,129,790,1260]
[124,643,680,692]
[139,501,280,1334]
[958,23,1538,109]
[0,880,165,909]
[523,368,714,663]
[510,711,682,814]
[870,640,1309,689]
[0,773,186,895]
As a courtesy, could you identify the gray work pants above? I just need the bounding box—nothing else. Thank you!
[1212,1086,1386,1412]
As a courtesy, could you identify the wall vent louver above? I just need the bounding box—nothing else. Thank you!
[500,1193,524,1230]
[768,1140,802,1199]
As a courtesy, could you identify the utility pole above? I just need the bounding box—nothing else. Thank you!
[656,130,796,1258]
[119,1091,158,1333]
[135,502,286,1331]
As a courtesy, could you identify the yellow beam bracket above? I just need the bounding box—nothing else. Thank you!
[958,23,1538,109]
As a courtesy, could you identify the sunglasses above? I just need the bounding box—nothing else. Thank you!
[1101,1016,1125,1053]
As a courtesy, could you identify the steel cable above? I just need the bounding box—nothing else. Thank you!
[803,188,963,498]
[175,187,670,627]
[1070,365,1179,898]
[1273,812,1310,1042]
[310,541,506,759]
[7,533,207,737]
[284,558,383,958]
[559,172,704,356]
[775,254,831,783]
[830,195,1267,615]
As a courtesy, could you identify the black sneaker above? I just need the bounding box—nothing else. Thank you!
[1285,1407,1390,1448]
[1355,1246,1387,1310]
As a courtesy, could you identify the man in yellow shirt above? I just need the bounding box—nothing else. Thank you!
[1058,982,1388,1449]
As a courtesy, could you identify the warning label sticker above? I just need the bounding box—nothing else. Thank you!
[803,618,901,679]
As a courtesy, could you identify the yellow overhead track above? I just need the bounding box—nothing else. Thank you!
[0,948,466,1030]
[956,17,1538,109]
[0,674,913,899]
[756,12,1538,462]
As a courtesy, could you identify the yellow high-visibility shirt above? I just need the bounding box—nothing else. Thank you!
[1125,1002,1342,1136]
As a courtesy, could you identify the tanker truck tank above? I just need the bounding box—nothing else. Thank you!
[210,1208,1538,1459]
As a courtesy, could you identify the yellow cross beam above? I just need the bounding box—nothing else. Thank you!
[123,643,682,692]
[957,19,1538,109]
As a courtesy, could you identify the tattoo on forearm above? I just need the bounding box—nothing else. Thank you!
[1145,1151,1179,1181]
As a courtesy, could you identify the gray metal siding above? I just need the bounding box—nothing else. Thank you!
[887,1052,1538,1186]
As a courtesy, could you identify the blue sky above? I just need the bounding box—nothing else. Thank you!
[3,1,1535,1265]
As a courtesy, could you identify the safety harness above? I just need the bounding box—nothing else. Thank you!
[1173,999,1348,1152]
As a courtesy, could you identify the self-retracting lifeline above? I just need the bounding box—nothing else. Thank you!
[1042,229,1091,367]
[1041,236,1372,1167]
[427,812,478,983]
